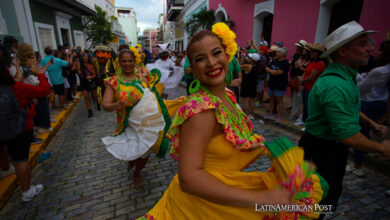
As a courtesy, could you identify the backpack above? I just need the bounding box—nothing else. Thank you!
[0,86,27,141]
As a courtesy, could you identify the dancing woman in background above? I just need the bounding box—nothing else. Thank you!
[101,49,170,189]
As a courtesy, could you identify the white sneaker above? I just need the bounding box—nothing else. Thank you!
[38,127,53,134]
[294,120,305,126]
[248,115,255,120]
[0,164,15,178]
[22,184,43,202]
[301,127,306,132]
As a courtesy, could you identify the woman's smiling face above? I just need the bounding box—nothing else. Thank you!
[189,35,229,88]
[119,52,135,74]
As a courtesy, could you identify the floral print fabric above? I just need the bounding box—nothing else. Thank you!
[104,75,144,136]
[168,88,265,160]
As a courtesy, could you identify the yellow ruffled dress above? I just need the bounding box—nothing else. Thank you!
[139,89,328,219]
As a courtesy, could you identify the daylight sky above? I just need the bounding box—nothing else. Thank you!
[115,0,164,35]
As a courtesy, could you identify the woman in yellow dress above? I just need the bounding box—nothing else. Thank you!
[139,23,328,219]
[101,49,170,189]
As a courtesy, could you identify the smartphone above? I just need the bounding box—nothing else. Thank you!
[50,57,54,64]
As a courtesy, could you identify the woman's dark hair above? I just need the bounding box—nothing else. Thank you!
[80,53,93,77]
[0,45,15,85]
[118,49,135,61]
[118,44,130,52]
[186,30,224,64]
[376,40,390,67]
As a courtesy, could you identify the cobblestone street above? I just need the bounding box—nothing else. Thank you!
[0,86,389,220]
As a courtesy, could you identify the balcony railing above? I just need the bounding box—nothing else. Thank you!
[167,0,184,21]
[111,20,123,34]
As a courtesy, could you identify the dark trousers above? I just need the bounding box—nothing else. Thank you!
[354,100,387,164]
[302,89,310,122]
[33,97,51,128]
[299,132,349,219]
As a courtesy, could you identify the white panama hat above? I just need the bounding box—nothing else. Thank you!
[156,43,170,54]
[248,53,260,61]
[320,21,377,58]
[295,40,307,48]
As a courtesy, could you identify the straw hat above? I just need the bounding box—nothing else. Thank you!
[320,21,376,58]
[295,40,307,48]
[307,43,326,52]
[269,45,280,52]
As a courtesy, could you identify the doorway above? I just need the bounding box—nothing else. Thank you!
[262,14,273,45]
[328,0,363,34]
[61,28,69,46]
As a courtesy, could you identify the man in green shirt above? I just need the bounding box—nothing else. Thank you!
[299,21,390,219]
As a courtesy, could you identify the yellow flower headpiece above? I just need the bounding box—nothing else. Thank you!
[129,46,142,64]
[136,44,142,49]
[211,22,238,62]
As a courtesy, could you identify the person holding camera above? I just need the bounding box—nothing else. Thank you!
[40,46,74,109]
[0,44,50,201]
[18,43,52,141]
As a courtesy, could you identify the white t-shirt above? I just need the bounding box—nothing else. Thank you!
[358,64,390,102]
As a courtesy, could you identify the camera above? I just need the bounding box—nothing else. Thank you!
[21,66,32,77]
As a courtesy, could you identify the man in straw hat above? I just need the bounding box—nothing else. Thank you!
[298,21,390,219]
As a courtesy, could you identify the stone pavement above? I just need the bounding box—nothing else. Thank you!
[0,86,389,220]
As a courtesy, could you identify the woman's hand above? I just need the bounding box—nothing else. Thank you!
[255,189,293,206]
[372,122,388,137]
[12,58,20,68]
[30,62,41,75]
[113,100,125,111]
[230,78,242,87]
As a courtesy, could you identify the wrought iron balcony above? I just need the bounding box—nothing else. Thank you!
[167,0,184,21]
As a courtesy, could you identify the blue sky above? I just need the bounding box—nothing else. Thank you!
[116,0,164,34]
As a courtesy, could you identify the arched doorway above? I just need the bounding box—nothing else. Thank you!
[215,3,227,22]
[215,11,226,22]
[253,12,273,46]
[253,0,274,46]
[262,14,273,45]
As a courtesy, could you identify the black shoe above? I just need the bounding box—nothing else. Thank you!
[97,104,101,111]
[88,110,93,118]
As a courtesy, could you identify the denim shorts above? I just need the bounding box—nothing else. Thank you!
[268,89,285,97]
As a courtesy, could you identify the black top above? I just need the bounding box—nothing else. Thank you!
[268,59,290,91]
[290,53,303,78]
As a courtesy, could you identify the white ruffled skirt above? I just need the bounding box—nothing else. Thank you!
[101,88,165,161]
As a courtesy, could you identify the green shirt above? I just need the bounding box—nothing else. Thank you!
[229,57,241,78]
[183,57,194,82]
[305,62,361,140]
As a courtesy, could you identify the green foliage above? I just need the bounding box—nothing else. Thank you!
[110,15,118,22]
[185,7,216,36]
[83,5,113,48]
